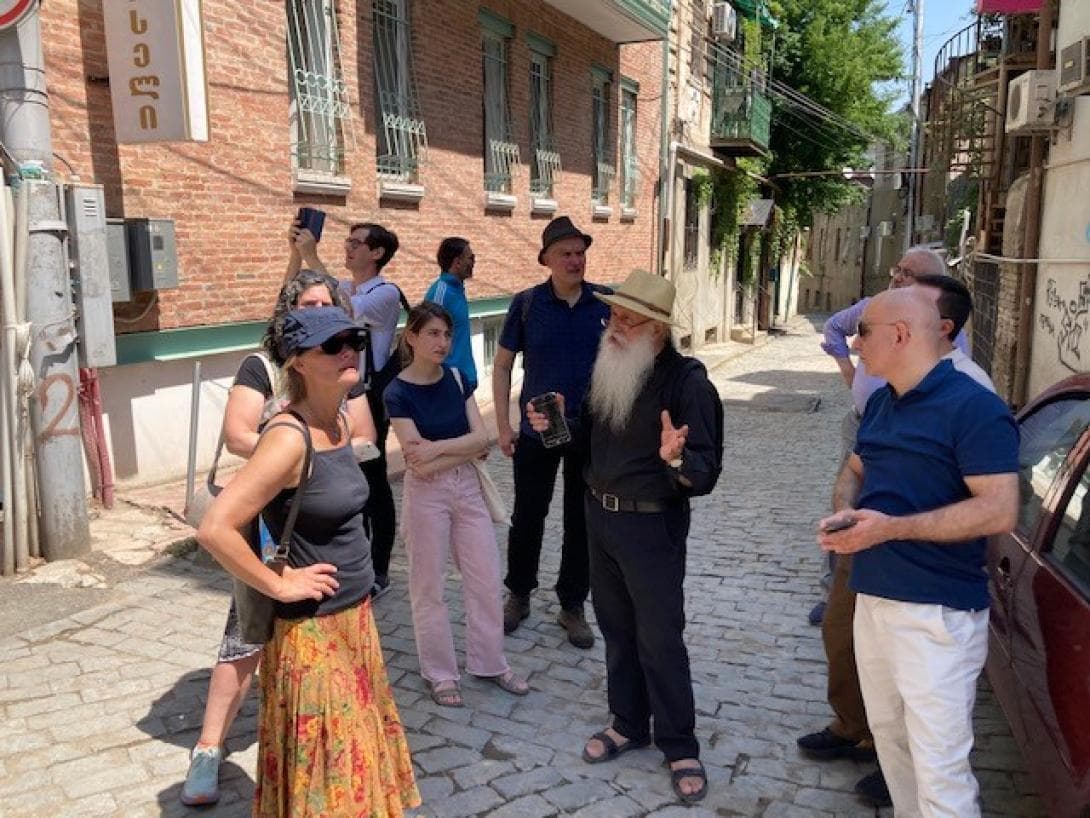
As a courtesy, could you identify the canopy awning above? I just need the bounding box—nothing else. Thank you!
[975,0,1042,12]
[732,0,778,29]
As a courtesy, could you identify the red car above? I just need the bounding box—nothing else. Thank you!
[988,374,1090,818]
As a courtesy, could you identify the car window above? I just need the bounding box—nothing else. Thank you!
[1048,463,1090,596]
[1016,397,1090,537]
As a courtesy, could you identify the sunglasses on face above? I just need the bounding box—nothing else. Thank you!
[856,320,900,338]
[319,332,367,355]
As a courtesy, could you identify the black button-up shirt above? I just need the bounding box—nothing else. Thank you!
[582,345,721,502]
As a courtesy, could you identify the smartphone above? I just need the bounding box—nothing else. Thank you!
[822,517,857,533]
[297,206,326,242]
[530,392,572,448]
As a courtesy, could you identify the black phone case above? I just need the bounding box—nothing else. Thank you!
[297,207,326,242]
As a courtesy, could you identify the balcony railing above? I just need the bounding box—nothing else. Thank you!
[485,139,520,193]
[377,111,428,182]
[593,161,616,203]
[710,87,771,156]
[530,147,562,198]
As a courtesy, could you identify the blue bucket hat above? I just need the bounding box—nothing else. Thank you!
[278,306,366,359]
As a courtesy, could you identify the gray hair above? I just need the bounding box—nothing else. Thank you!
[902,247,947,277]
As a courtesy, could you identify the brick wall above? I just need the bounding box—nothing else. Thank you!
[43,0,663,334]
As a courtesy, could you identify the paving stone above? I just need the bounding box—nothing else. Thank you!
[492,766,566,799]
[425,784,503,817]
[487,793,558,818]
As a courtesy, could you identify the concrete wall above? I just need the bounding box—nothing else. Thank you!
[43,0,664,485]
[804,203,868,313]
[1027,1,1090,400]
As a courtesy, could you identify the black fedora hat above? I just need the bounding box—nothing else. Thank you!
[538,216,593,265]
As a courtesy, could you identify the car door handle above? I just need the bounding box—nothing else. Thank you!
[995,556,1012,587]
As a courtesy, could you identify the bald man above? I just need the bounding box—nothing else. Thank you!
[817,288,1019,818]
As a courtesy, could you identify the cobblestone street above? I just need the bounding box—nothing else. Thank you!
[0,316,1045,817]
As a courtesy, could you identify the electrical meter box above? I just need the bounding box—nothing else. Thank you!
[127,218,178,291]
[106,218,132,302]
[64,184,117,368]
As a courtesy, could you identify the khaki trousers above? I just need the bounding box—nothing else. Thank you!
[822,552,871,742]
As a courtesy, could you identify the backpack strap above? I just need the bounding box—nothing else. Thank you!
[520,286,535,328]
[259,409,314,562]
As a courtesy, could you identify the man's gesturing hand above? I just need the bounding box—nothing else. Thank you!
[659,410,688,464]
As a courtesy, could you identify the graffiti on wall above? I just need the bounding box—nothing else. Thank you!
[1039,277,1090,373]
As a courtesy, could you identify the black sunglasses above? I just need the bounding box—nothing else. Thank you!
[319,332,366,355]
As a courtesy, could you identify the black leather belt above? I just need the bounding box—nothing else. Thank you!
[588,486,666,513]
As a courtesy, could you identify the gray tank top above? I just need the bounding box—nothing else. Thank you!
[261,428,373,619]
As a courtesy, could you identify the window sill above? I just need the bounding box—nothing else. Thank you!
[379,180,425,204]
[485,191,517,211]
[621,206,637,221]
[293,170,351,197]
[592,203,612,219]
[530,196,557,215]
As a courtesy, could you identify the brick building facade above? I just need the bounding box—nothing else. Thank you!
[41,0,669,484]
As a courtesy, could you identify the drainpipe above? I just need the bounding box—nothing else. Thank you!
[657,33,671,276]
[1012,0,1055,407]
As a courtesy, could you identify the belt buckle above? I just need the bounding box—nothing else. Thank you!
[601,493,620,512]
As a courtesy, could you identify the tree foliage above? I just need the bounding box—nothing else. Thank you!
[767,0,905,222]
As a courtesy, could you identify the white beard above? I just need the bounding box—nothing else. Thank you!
[588,329,657,432]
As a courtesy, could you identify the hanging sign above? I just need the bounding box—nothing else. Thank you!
[102,0,209,143]
[0,0,35,31]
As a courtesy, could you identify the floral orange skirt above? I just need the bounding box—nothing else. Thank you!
[254,599,420,817]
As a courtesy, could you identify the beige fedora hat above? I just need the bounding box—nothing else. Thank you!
[595,269,676,325]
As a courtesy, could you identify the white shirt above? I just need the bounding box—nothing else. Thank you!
[340,275,401,371]
[944,347,996,393]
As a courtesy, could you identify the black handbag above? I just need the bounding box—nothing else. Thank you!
[234,414,313,644]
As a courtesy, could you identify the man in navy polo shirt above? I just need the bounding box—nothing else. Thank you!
[492,216,609,648]
[425,237,477,390]
[818,287,1018,818]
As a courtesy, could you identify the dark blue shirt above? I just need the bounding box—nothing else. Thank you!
[383,365,473,441]
[498,280,610,436]
[851,360,1019,611]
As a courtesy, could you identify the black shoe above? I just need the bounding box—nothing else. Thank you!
[503,594,530,634]
[855,769,892,808]
[370,574,391,599]
[808,601,826,626]
[796,728,877,762]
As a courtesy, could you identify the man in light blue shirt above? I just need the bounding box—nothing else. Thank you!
[425,237,477,390]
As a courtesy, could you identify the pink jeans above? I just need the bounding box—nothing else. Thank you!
[402,463,509,683]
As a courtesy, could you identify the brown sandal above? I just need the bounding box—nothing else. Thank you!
[475,670,529,696]
[429,680,463,708]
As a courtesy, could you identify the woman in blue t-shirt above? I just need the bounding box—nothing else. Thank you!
[385,302,528,707]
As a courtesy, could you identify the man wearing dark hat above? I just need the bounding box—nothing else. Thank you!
[492,216,609,648]
[527,270,723,803]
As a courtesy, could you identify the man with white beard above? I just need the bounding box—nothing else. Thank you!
[528,270,723,804]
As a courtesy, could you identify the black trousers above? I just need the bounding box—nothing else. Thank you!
[362,389,396,578]
[504,432,589,610]
[586,492,698,762]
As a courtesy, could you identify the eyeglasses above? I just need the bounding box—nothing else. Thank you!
[856,320,900,338]
[889,265,917,280]
[319,332,367,355]
[601,312,653,330]
[345,237,368,251]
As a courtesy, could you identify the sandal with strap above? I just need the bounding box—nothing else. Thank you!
[582,730,651,764]
[669,760,708,804]
[475,670,529,696]
[429,680,464,708]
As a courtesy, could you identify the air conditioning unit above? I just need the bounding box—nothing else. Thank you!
[878,221,894,238]
[712,2,737,41]
[1006,69,1057,133]
[1058,36,1090,95]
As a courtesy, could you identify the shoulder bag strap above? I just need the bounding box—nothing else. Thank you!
[260,410,314,562]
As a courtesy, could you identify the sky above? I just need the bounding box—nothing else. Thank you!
[884,0,979,104]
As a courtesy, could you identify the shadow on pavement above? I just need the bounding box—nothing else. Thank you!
[725,369,843,393]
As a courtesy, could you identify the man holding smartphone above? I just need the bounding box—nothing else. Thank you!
[818,287,1017,818]
[492,216,608,648]
[288,218,404,598]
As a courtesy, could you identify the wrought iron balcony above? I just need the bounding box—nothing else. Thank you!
[540,0,670,43]
[710,86,771,157]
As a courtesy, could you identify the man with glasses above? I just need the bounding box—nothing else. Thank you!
[526,270,722,804]
[289,221,404,598]
[802,260,991,808]
[492,216,609,648]
[818,286,1017,817]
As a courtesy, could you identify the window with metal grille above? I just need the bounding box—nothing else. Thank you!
[483,29,518,194]
[372,0,427,183]
[683,178,699,268]
[592,72,614,204]
[482,316,503,374]
[690,0,706,84]
[287,0,353,176]
[529,48,559,198]
[619,83,638,209]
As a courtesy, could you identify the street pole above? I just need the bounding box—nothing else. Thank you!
[0,5,90,561]
[904,0,924,253]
